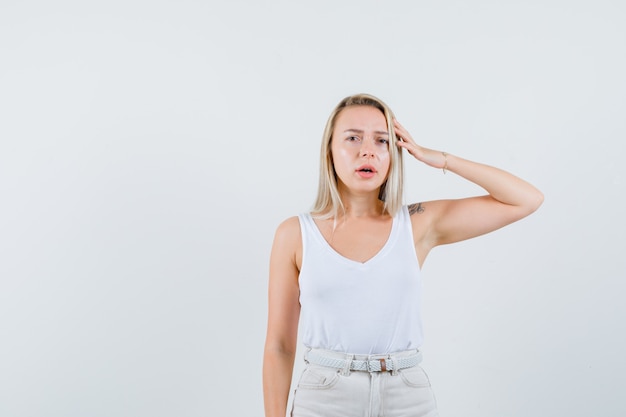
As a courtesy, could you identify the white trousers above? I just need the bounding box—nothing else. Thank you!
[291,349,439,417]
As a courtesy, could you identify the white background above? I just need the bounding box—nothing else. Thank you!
[1,1,624,416]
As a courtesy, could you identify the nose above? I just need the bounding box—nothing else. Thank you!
[360,140,375,158]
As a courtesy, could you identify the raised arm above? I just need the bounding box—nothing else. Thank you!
[263,217,301,417]
[394,119,544,250]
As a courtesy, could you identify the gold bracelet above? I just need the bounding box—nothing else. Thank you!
[442,152,448,174]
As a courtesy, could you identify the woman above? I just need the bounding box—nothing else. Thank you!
[263,94,543,417]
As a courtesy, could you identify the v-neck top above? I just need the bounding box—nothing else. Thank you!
[297,205,423,355]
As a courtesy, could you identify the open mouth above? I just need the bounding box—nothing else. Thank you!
[357,165,376,173]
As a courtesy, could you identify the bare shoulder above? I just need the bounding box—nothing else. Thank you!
[274,216,301,243]
[272,216,303,270]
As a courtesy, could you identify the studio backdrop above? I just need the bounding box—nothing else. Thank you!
[0,1,624,416]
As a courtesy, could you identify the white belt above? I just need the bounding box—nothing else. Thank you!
[305,349,422,373]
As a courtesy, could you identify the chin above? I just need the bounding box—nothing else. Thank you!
[337,177,385,194]
[350,184,384,194]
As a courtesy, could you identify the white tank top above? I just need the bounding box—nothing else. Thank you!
[298,205,424,355]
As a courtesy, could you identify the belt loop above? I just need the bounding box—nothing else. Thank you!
[341,353,353,376]
[390,355,398,376]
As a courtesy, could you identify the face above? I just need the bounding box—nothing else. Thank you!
[330,105,391,195]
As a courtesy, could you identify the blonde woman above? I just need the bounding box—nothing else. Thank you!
[263,94,543,417]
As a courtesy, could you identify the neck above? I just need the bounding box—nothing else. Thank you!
[337,186,386,218]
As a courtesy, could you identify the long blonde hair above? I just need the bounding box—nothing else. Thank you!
[312,93,404,219]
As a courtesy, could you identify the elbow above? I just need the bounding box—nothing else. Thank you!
[525,189,544,215]
[533,188,545,211]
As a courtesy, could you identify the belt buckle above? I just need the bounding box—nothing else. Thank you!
[367,358,388,372]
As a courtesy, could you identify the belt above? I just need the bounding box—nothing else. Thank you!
[305,349,422,373]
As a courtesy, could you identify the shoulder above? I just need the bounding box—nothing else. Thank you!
[272,216,302,249]
[271,216,303,270]
[275,216,301,236]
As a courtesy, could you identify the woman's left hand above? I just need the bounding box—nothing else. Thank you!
[393,119,446,170]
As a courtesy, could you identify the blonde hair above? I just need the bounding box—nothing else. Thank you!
[312,93,404,219]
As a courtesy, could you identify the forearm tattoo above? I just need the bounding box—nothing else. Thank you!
[408,202,424,215]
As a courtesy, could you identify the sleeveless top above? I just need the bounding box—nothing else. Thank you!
[297,205,424,355]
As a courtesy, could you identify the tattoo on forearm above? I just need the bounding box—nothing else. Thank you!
[408,202,424,215]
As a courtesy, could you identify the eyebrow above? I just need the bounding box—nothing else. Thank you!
[343,129,389,136]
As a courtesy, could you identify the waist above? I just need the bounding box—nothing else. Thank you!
[304,347,422,373]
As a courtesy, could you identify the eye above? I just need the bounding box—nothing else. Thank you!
[346,135,360,142]
[378,138,389,145]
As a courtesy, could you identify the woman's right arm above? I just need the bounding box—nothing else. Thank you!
[263,217,302,417]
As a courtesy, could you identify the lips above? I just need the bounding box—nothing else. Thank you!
[356,164,377,178]
[356,164,377,173]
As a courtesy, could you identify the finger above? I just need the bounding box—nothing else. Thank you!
[392,120,407,141]
[395,139,414,152]
[393,119,413,142]
[395,126,414,145]
[393,119,404,134]
[393,119,409,134]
